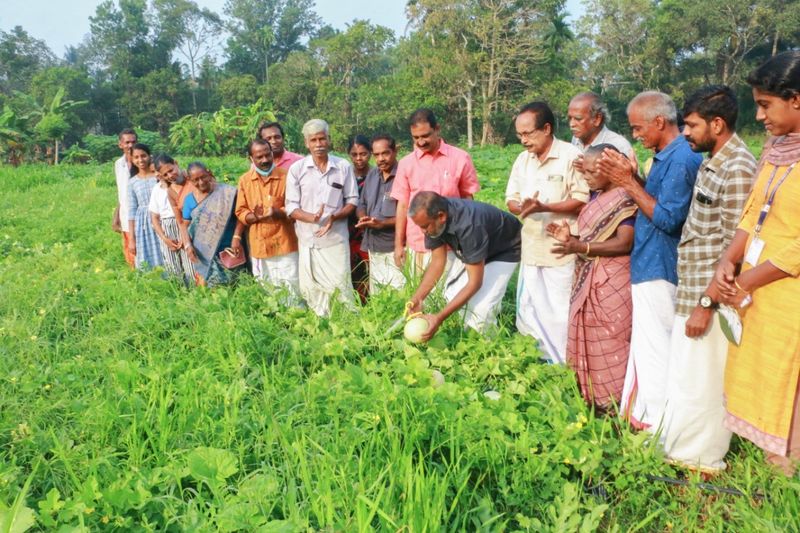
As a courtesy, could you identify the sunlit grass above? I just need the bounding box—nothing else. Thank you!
[1,148,797,531]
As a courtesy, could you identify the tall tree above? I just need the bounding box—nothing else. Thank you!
[0,26,56,94]
[408,0,554,146]
[153,0,224,112]
[224,0,321,83]
[312,20,395,136]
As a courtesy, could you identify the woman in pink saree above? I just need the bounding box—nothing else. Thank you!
[548,144,638,411]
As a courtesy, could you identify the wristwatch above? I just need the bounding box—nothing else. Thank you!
[698,295,718,310]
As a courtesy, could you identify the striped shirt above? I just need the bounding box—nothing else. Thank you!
[675,134,757,316]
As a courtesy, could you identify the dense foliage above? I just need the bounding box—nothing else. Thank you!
[1,0,798,164]
[0,147,797,531]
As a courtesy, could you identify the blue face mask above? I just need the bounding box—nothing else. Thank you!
[253,163,274,177]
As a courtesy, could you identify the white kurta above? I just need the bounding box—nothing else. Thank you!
[298,242,355,317]
[661,313,732,472]
[444,259,518,333]
[516,262,574,364]
[252,251,303,307]
[620,279,677,432]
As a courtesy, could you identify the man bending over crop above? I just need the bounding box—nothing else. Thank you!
[406,191,521,340]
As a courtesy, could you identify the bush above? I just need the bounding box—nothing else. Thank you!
[169,100,276,157]
[82,130,168,163]
[61,146,92,164]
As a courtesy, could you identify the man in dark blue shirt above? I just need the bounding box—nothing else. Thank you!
[599,91,703,431]
[406,191,521,340]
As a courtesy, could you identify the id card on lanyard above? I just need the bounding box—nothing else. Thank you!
[744,163,796,266]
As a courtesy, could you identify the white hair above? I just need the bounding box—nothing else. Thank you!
[627,91,677,124]
[302,118,329,138]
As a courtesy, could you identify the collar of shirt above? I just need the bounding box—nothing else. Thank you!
[524,137,566,165]
[653,134,687,162]
[701,133,745,175]
[413,140,450,160]
[380,163,398,181]
[302,154,341,174]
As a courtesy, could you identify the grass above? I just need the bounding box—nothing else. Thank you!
[0,143,798,531]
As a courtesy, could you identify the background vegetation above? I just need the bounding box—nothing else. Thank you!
[0,148,798,531]
[1,0,797,164]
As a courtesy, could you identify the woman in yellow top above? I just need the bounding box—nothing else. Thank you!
[716,51,800,476]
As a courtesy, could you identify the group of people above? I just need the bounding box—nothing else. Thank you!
[112,51,800,477]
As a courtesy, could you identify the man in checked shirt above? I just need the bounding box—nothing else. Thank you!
[661,86,757,474]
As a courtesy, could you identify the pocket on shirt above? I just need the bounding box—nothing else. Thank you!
[325,181,344,208]
[379,193,397,218]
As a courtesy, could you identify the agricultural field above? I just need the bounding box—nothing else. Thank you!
[1,143,798,532]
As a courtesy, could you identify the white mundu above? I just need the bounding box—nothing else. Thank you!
[661,314,732,472]
[298,242,355,317]
[368,251,405,293]
[516,262,574,363]
[252,251,302,306]
[620,279,677,432]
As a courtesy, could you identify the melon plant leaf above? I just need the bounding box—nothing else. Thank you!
[0,502,36,533]
[187,447,239,485]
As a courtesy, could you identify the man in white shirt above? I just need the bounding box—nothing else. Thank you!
[568,92,638,171]
[286,119,359,316]
[114,128,137,268]
[506,102,589,363]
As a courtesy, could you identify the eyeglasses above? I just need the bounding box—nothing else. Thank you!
[515,128,543,141]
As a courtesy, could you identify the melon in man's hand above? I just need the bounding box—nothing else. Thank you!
[404,316,430,343]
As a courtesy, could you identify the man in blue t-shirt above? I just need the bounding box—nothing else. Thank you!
[406,191,521,340]
[598,91,703,432]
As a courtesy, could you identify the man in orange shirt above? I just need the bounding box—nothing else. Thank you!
[235,138,301,305]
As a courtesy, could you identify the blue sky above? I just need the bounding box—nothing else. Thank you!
[1,0,584,58]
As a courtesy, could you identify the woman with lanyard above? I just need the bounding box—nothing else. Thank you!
[715,51,800,476]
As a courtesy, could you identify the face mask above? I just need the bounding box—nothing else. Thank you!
[253,162,274,177]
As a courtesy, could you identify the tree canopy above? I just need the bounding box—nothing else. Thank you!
[0,0,798,163]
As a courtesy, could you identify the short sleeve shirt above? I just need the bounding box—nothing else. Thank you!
[391,141,480,252]
[148,184,175,219]
[425,198,521,265]
[285,155,359,249]
[358,164,398,254]
[630,135,703,285]
[504,139,590,267]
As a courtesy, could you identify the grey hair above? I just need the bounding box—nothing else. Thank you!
[186,161,210,174]
[572,92,610,124]
[302,118,329,138]
[409,191,448,219]
[627,91,678,124]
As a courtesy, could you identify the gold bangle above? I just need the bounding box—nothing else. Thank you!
[232,235,242,241]
[734,279,747,293]
[585,242,591,256]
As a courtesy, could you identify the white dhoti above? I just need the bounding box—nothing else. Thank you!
[444,259,518,333]
[252,251,303,306]
[620,279,677,432]
[661,313,732,472]
[298,243,356,317]
[515,262,574,364]
[409,249,455,282]
[368,250,406,293]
